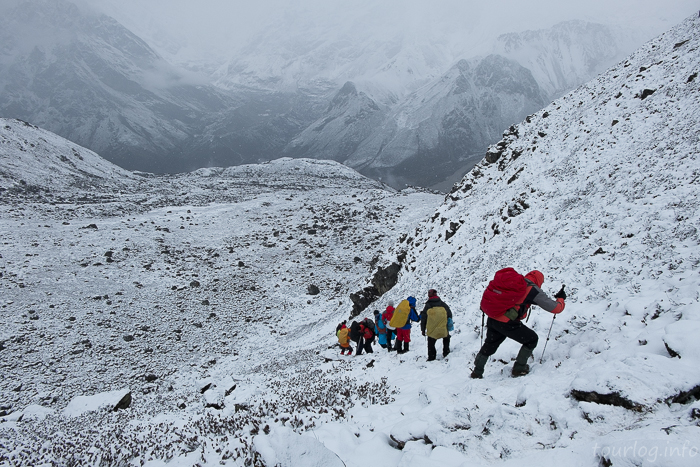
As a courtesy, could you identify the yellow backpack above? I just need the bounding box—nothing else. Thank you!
[426,306,448,339]
[388,300,411,329]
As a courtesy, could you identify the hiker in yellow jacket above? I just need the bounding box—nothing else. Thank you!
[337,322,353,355]
[420,289,453,361]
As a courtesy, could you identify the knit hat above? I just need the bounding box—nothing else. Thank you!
[387,300,394,307]
[407,296,417,306]
[428,289,438,298]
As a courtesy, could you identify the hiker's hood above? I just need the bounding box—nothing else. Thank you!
[525,270,544,287]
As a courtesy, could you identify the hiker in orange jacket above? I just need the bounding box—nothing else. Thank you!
[472,270,565,378]
[337,323,353,355]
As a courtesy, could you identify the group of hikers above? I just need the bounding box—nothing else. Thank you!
[336,268,566,377]
[337,289,454,361]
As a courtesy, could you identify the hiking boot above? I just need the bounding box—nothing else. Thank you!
[471,353,488,379]
[395,341,403,353]
[427,357,436,362]
[511,364,530,377]
[512,346,533,377]
[404,342,409,353]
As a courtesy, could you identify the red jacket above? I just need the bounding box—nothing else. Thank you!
[382,306,394,325]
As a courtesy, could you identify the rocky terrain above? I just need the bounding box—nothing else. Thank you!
[0,120,442,465]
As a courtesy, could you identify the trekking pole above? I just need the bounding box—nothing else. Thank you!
[480,310,485,348]
[539,314,555,363]
[540,284,566,363]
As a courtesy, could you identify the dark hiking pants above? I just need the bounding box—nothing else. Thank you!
[427,336,451,360]
[479,318,538,357]
[356,337,374,355]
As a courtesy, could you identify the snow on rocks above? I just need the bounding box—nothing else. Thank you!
[63,388,132,417]
[570,353,700,410]
[20,405,55,421]
[253,426,345,467]
[663,319,700,359]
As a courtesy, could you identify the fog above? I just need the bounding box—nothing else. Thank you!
[83,0,699,69]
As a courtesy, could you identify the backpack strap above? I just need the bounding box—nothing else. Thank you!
[519,280,539,320]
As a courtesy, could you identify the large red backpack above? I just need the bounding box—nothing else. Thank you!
[480,268,528,319]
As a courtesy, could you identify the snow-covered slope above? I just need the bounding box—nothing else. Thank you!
[0,118,136,193]
[0,121,445,466]
[367,11,699,464]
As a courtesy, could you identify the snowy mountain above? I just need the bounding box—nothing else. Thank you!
[0,0,326,174]
[1,0,666,191]
[279,21,646,190]
[1,12,700,466]
[283,82,387,164]
[493,20,646,99]
[209,0,466,100]
[287,55,548,190]
[348,54,548,189]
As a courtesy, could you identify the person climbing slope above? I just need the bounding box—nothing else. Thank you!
[337,322,353,355]
[382,301,396,352]
[373,309,388,349]
[389,296,420,354]
[420,289,453,361]
[472,268,565,378]
[356,317,376,355]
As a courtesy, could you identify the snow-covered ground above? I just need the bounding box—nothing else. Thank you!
[2,12,700,467]
[0,121,444,465]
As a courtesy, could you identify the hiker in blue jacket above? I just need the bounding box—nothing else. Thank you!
[373,310,388,349]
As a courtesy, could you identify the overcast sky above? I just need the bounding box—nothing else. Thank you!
[82,0,699,68]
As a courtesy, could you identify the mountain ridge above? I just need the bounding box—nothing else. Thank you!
[0,0,665,190]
